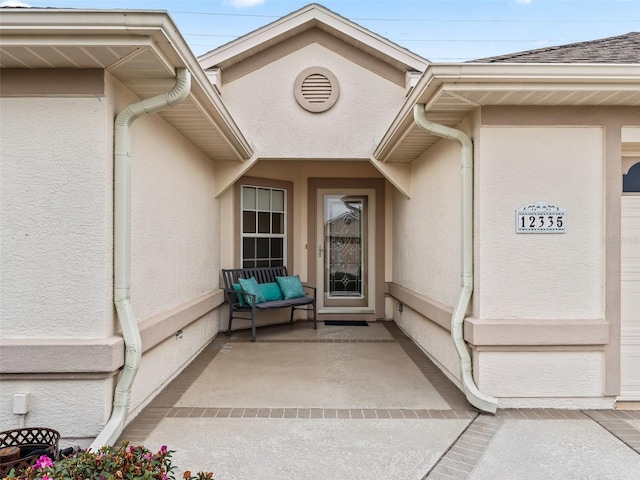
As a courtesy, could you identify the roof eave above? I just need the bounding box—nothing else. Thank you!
[0,9,254,161]
[375,63,640,163]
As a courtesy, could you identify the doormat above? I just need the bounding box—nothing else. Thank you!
[324,320,369,326]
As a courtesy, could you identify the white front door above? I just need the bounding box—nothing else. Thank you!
[621,196,640,400]
[316,188,375,313]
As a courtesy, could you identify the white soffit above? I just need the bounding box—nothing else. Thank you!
[375,63,640,164]
[0,9,253,162]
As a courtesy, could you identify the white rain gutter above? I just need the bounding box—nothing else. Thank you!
[413,103,498,414]
[91,68,192,449]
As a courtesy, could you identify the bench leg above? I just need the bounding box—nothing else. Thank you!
[227,309,233,337]
[313,301,317,330]
[290,307,295,325]
[250,306,257,342]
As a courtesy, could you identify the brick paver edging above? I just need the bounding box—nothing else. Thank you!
[583,409,640,454]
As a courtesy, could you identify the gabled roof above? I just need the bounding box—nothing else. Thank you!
[198,3,429,75]
[472,32,640,64]
[0,8,253,162]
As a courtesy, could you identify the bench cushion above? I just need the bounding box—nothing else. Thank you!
[276,275,306,300]
[256,296,314,309]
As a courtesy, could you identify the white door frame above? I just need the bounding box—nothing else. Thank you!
[316,188,376,314]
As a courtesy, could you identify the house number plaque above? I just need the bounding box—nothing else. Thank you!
[516,201,566,234]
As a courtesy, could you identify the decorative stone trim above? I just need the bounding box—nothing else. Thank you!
[293,66,339,113]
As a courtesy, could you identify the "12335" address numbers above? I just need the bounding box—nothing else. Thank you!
[516,201,566,234]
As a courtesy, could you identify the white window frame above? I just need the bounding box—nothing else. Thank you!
[240,184,288,269]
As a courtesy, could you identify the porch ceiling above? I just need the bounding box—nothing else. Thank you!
[0,9,253,162]
[375,63,640,164]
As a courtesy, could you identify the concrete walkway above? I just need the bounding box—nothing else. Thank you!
[118,321,640,480]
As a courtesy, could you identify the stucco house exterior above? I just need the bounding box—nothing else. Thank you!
[1,4,639,445]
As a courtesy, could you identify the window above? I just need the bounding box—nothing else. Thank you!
[623,161,640,193]
[241,185,286,268]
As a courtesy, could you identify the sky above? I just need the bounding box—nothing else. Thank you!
[3,0,639,61]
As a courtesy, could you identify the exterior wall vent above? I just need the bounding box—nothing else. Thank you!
[294,67,339,113]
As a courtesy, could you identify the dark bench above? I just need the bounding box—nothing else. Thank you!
[221,266,317,342]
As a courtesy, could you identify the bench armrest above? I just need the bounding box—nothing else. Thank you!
[302,285,317,298]
[224,286,257,305]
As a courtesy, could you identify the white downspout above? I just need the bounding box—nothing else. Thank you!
[413,104,498,413]
[91,68,192,449]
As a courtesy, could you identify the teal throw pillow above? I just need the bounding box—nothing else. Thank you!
[237,277,266,305]
[258,282,284,302]
[232,283,247,307]
[276,275,306,300]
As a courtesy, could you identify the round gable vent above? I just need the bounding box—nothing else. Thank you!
[294,67,339,113]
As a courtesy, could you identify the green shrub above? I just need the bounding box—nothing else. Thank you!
[2,442,213,480]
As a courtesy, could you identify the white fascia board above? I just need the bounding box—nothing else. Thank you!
[0,9,170,35]
[419,63,640,86]
[313,9,429,71]
[198,4,428,72]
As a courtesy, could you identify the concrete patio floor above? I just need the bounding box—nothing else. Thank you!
[118,320,640,480]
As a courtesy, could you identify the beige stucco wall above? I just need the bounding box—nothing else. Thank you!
[0,74,223,442]
[388,126,466,384]
[471,124,609,407]
[393,306,462,387]
[477,126,605,320]
[476,350,610,408]
[221,43,405,159]
[108,76,223,426]
[0,92,114,440]
[125,90,220,321]
[392,139,462,307]
[0,96,112,338]
[386,112,617,407]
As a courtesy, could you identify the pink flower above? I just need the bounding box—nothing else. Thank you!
[160,445,167,455]
[41,474,53,480]
[143,452,152,460]
[34,455,54,469]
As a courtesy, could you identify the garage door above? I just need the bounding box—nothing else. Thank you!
[620,195,640,400]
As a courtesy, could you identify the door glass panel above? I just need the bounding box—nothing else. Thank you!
[324,195,365,299]
[316,188,375,312]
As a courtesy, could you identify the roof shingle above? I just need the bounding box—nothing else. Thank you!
[471,32,640,63]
